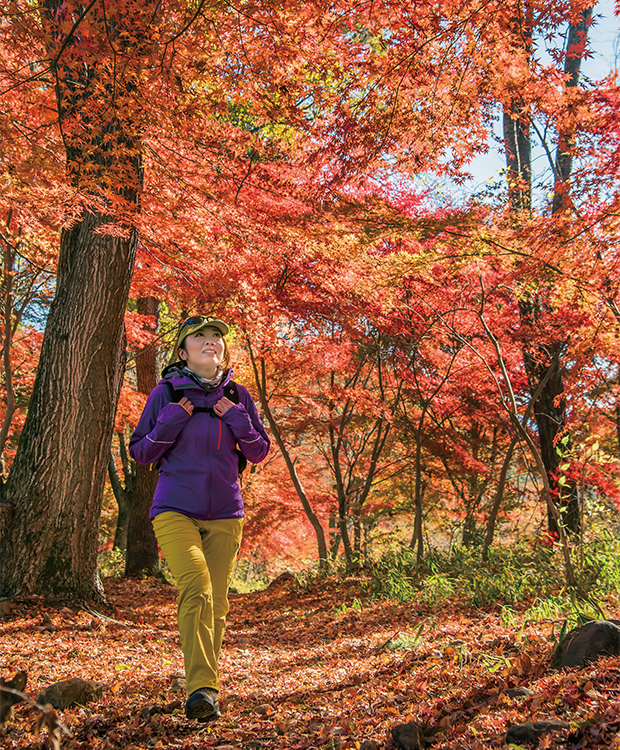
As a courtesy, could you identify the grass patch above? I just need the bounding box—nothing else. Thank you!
[370,536,620,607]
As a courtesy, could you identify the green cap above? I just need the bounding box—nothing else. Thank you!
[176,316,229,350]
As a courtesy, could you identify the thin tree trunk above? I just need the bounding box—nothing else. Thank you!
[503,4,589,537]
[551,5,593,215]
[352,499,361,558]
[125,296,160,577]
[410,425,425,563]
[477,309,576,587]
[0,228,16,462]
[482,435,518,561]
[267,415,329,566]
[246,341,328,566]
[329,514,342,560]
[109,450,130,552]
[338,515,354,568]
[327,367,355,569]
[503,104,532,213]
[616,396,620,456]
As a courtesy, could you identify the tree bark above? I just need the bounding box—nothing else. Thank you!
[503,103,532,214]
[538,4,593,534]
[551,5,592,215]
[0,0,142,600]
[0,227,17,463]
[0,213,137,600]
[616,394,620,456]
[125,296,160,577]
[502,4,590,537]
[475,310,576,587]
[517,325,578,534]
[329,416,355,568]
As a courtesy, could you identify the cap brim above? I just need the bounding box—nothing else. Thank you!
[176,319,229,349]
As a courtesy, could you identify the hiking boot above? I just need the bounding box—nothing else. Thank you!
[185,687,221,722]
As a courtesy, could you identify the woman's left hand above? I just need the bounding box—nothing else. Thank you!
[213,397,235,417]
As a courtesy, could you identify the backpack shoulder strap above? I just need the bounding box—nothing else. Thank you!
[223,382,247,479]
[157,380,247,479]
[163,380,182,403]
[223,381,239,404]
[166,379,239,405]
[153,381,182,471]
[164,380,213,414]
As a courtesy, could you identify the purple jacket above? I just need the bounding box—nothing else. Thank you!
[129,368,270,521]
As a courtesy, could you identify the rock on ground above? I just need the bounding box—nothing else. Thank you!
[37,678,104,709]
[551,619,620,669]
[505,720,570,744]
[0,670,27,726]
[391,721,424,750]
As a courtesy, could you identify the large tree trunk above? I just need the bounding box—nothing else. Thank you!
[540,4,592,535]
[0,214,137,600]
[0,0,142,600]
[125,296,161,577]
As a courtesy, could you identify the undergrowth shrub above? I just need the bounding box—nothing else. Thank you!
[370,535,620,607]
[98,547,126,578]
[500,595,607,631]
[574,531,620,594]
[97,547,173,584]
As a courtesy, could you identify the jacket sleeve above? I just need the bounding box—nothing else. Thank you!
[222,387,270,464]
[129,384,193,465]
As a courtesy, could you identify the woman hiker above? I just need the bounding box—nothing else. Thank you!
[129,316,270,722]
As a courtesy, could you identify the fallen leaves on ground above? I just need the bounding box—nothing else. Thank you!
[1,576,620,749]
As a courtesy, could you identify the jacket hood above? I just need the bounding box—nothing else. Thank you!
[161,361,185,380]
[159,363,234,392]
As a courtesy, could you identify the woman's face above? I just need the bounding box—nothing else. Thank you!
[179,326,225,376]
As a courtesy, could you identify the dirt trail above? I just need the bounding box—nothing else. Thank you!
[1,577,619,748]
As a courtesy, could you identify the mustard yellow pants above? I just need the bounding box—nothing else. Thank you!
[152,512,244,695]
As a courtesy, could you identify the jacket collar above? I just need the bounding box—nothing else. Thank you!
[160,365,234,393]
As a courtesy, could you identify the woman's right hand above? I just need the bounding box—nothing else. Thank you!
[178,397,194,415]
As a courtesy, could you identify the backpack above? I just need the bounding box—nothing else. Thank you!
[161,380,248,479]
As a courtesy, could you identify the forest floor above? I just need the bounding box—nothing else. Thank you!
[2,575,620,749]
